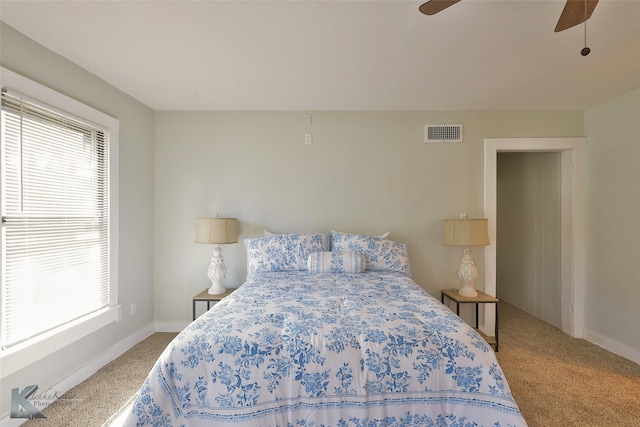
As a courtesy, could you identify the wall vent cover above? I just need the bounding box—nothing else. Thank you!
[424,124,463,143]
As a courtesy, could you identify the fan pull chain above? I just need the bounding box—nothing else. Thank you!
[581,0,591,56]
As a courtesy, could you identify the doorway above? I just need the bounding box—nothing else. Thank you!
[483,138,586,338]
[497,152,562,328]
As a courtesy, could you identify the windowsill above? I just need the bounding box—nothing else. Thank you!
[0,305,120,378]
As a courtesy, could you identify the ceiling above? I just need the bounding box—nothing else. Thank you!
[1,0,639,111]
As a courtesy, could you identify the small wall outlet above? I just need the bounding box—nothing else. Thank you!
[304,133,313,145]
[130,303,137,316]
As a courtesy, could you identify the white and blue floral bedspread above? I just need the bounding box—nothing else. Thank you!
[124,272,526,426]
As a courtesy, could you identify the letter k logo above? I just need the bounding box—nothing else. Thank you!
[10,385,47,419]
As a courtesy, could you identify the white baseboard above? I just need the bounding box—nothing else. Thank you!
[53,324,156,393]
[0,415,24,427]
[0,324,155,427]
[154,320,190,333]
[583,328,640,365]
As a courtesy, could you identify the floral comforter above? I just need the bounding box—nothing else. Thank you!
[124,272,526,426]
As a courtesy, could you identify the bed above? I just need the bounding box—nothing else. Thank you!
[123,231,526,426]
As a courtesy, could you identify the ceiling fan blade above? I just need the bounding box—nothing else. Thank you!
[419,0,462,16]
[555,0,599,32]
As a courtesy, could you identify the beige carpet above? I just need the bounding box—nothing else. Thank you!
[23,303,640,426]
[22,332,177,427]
[495,302,640,427]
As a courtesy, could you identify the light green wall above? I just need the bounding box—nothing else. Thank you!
[153,110,583,324]
[0,22,155,417]
[584,88,640,356]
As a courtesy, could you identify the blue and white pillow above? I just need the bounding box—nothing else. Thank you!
[244,233,329,275]
[330,230,389,241]
[307,251,366,274]
[330,231,411,276]
[268,229,388,239]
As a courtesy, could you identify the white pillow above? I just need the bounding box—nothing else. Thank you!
[307,251,366,274]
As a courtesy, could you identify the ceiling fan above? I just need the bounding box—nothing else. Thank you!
[418,0,598,33]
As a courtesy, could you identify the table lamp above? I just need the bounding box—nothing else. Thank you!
[196,216,238,294]
[443,216,490,297]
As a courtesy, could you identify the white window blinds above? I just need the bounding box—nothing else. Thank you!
[1,89,110,350]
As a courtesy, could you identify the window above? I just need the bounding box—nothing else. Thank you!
[0,68,119,376]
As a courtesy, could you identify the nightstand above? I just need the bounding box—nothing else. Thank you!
[441,289,499,351]
[192,287,237,320]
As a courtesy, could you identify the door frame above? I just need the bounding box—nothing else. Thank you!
[483,137,586,338]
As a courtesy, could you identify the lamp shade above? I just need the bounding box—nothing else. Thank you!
[195,217,238,244]
[443,218,489,247]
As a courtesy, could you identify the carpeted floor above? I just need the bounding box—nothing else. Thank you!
[495,302,640,427]
[22,332,177,427]
[22,302,640,426]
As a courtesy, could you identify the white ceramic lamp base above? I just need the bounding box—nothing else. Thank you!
[207,245,227,295]
[457,248,479,297]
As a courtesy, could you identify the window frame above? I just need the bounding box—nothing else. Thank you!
[0,67,120,378]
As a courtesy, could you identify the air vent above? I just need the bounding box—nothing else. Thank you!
[424,124,463,143]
